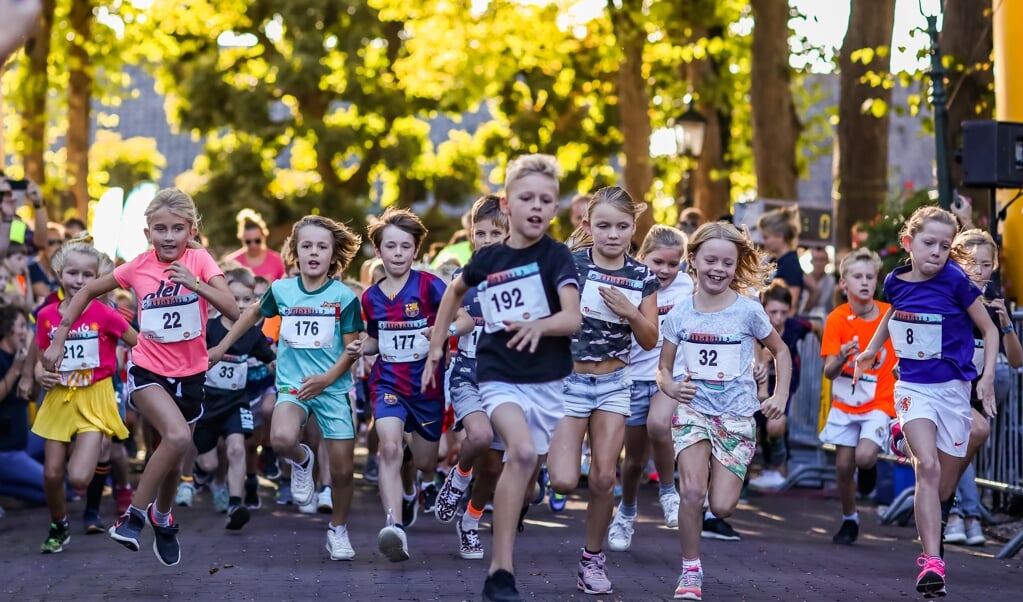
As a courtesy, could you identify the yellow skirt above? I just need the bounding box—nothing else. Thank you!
[31,377,130,443]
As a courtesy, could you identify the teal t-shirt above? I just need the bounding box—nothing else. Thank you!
[260,277,364,397]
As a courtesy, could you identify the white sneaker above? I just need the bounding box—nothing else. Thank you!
[659,490,680,529]
[317,486,333,513]
[326,525,355,560]
[210,482,230,513]
[288,444,315,506]
[748,470,786,491]
[943,516,967,544]
[174,481,195,507]
[965,520,986,546]
[298,496,318,514]
[378,524,410,562]
[607,511,636,552]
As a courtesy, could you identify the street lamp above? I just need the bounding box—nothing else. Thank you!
[673,103,708,208]
[919,0,953,210]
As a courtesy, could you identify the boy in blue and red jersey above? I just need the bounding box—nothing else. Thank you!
[352,207,446,563]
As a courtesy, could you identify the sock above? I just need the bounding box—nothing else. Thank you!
[843,512,859,523]
[329,522,347,534]
[229,495,242,508]
[682,557,702,572]
[856,465,877,496]
[451,464,473,490]
[940,495,955,525]
[618,502,638,518]
[150,505,171,527]
[581,547,601,559]
[659,484,677,498]
[246,473,257,484]
[704,510,716,521]
[85,462,110,513]
[462,501,484,530]
[403,489,419,502]
[179,475,193,484]
[52,515,69,527]
[128,504,146,518]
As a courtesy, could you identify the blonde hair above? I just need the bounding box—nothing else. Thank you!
[568,186,647,252]
[145,188,203,249]
[367,207,429,251]
[899,205,958,245]
[504,153,561,190]
[638,224,687,260]
[236,208,270,240]
[838,247,882,278]
[757,205,801,245]
[51,234,108,281]
[952,228,999,270]
[282,215,361,278]
[687,222,774,296]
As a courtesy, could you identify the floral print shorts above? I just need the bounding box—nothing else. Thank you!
[672,403,757,480]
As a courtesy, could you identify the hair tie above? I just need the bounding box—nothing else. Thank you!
[68,231,94,245]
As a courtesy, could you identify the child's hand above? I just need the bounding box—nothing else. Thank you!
[36,368,60,391]
[206,345,225,368]
[297,372,333,400]
[761,393,787,420]
[599,286,639,321]
[977,373,996,417]
[752,361,768,385]
[989,298,1011,329]
[345,339,363,360]
[664,374,697,404]
[852,349,877,384]
[421,326,434,341]
[505,320,544,353]
[840,336,860,362]
[421,344,446,392]
[41,345,62,373]
[164,262,198,290]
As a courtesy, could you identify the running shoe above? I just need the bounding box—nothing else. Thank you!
[456,516,484,559]
[288,443,316,506]
[607,511,636,552]
[261,447,281,481]
[276,479,294,505]
[146,504,181,567]
[113,484,132,515]
[433,470,466,523]
[482,569,522,602]
[378,523,410,562]
[533,465,548,505]
[226,504,250,530]
[660,490,680,528]
[915,554,947,598]
[701,517,741,541]
[943,517,967,545]
[193,464,210,488]
[109,507,145,551]
[83,510,105,535]
[317,486,333,513]
[174,481,195,507]
[422,482,439,515]
[965,520,986,546]
[298,496,318,514]
[674,566,703,600]
[890,418,908,459]
[326,525,356,560]
[831,519,859,545]
[577,550,613,594]
[549,489,567,513]
[210,482,230,513]
[748,469,786,491]
[363,454,379,485]
[402,493,419,528]
[40,520,71,554]
[244,474,261,510]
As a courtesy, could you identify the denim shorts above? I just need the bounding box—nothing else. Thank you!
[626,380,658,427]
[562,367,631,418]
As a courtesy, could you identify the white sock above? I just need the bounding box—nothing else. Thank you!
[843,512,859,523]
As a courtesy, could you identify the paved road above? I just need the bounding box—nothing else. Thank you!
[1,473,1021,601]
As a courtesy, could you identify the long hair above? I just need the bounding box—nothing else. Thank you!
[144,188,204,249]
[568,186,647,252]
[687,221,774,297]
[282,215,361,278]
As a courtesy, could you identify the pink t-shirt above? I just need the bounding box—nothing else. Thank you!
[226,249,286,282]
[113,248,223,377]
[37,300,130,386]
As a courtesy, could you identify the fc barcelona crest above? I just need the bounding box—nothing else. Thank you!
[404,301,420,318]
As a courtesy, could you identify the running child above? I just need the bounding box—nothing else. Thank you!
[658,222,791,601]
[423,154,581,602]
[818,248,896,545]
[854,206,998,597]
[547,186,659,595]
[347,207,446,562]
[40,189,238,566]
[608,224,693,553]
[432,194,509,562]
[208,215,363,560]
[32,238,136,552]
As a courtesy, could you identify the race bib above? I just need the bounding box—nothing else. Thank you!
[139,294,203,343]
[205,354,248,390]
[479,263,551,333]
[889,311,942,360]
[280,308,335,349]
[60,331,101,387]
[681,335,742,381]
[972,338,985,375]
[832,373,877,407]
[579,271,643,324]
[457,318,485,359]
[378,319,430,363]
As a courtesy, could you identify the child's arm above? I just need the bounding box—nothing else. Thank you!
[759,330,792,420]
[164,262,239,321]
[990,298,1022,369]
[505,284,582,353]
[0,344,28,401]
[823,335,859,380]
[42,274,119,370]
[17,335,36,399]
[207,303,263,367]
[120,326,138,347]
[451,307,475,336]
[606,289,658,350]
[422,276,469,391]
[967,297,999,416]
[297,331,360,401]
[655,339,696,404]
[854,306,893,383]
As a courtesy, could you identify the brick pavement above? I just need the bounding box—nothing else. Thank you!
[1,476,1021,601]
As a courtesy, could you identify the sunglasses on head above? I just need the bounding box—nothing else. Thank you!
[244,238,263,245]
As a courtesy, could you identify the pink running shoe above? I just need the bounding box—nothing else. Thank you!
[916,554,946,598]
[889,419,908,459]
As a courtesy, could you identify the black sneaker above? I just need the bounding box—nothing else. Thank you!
[832,519,859,545]
[109,508,146,551]
[83,510,105,535]
[146,504,181,567]
[402,494,419,528]
[226,504,251,531]
[483,569,522,602]
[261,447,281,481]
[244,475,261,510]
[701,517,741,541]
[517,504,529,533]
[41,520,71,553]
[422,482,438,514]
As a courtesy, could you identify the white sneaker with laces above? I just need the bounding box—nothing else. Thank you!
[965,520,986,546]
[748,469,786,491]
[288,443,315,506]
[326,525,355,560]
[298,496,317,514]
[607,511,636,552]
[659,491,680,529]
[943,516,967,544]
[378,524,410,562]
[174,481,195,507]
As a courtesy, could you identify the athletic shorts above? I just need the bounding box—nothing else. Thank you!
[193,405,254,454]
[562,367,631,418]
[819,407,890,449]
[626,380,658,427]
[894,379,972,458]
[374,387,445,442]
[276,388,355,441]
[672,403,756,480]
[479,379,564,456]
[126,361,205,424]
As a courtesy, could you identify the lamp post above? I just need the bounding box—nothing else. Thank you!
[672,103,708,209]
[920,0,953,210]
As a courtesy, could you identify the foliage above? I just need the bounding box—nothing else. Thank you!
[87,131,166,200]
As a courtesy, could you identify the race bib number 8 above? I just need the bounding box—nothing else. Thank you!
[681,337,742,381]
[139,295,203,343]
[378,320,430,363]
[579,271,643,324]
[890,311,942,360]
[479,263,551,333]
[281,311,335,349]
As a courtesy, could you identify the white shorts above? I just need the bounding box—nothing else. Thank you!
[819,408,890,449]
[894,380,972,458]
[479,380,564,455]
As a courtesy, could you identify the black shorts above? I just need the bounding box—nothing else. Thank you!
[126,362,205,424]
[193,406,254,454]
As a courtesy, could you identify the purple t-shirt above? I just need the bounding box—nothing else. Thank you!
[884,261,982,384]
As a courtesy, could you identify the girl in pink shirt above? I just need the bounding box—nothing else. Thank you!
[42,189,239,567]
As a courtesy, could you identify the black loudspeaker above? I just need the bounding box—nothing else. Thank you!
[961,120,1023,188]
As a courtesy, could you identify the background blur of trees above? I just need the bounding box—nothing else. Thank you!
[0,0,996,254]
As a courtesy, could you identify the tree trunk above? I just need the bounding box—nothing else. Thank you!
[20,0,56,186]
[684,44,731,222]
[834,0,896,249]
[941,0,993,203]
[610,1,655,243]
[67,0,94,220]
[751,0,800,201]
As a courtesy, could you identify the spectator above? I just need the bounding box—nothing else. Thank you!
[62,217,87,240]
[801,247,837,318]
[223,209,286,282]
[0,303,45,506]
[28,222,64,300]
[677,207,704,238]
[1,175,51,259]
